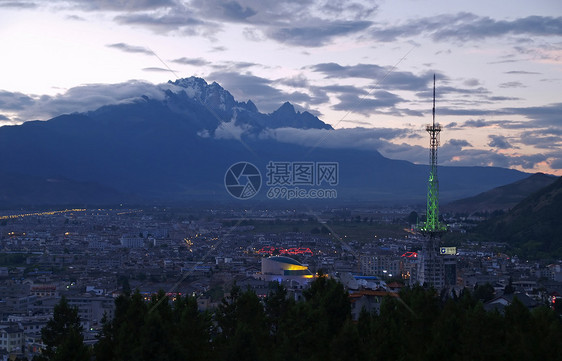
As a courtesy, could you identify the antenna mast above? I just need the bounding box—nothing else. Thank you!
[420,74,445,235]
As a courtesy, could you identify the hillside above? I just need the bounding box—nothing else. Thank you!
[476,176,562,258]
[443,173,557,214]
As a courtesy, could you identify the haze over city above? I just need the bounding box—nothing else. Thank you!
[1,0,561,175]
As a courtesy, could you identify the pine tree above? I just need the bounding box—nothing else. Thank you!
[35,296,89,361]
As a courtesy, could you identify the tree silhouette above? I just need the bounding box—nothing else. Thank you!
[35,296,89,361]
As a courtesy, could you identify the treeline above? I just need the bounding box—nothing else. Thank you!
[37,277,562,361]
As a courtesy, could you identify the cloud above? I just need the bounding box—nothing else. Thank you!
[0,1,37,8]
[488,135,514,149]
[463,78,480,87]
[276,74,310,88]
[190,0,257,22]
[0,81,167,122]
[447,139,472,148]
[63,0,175,11]
[115,9,214,36]
[263,126,417,153]
[369,13,562,42]
[331,90,405,115]
[518,129,562,150]
[310,63,430,91]
[499,81,525,88]
[462,119,488,127]
[505,102,562,128]
[215,119,249,140]
[206,71,285,112]
[0,91,36,111]
[434,15,562,41]
[267,20,372,47]
[505,70,540,75]
[110,0,377,45]
[66,14,85,21]
[142,67,176,73]
[172,57,211,66]
[106,43,153,55]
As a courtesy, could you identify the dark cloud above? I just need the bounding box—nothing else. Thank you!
[499,81,525,88]
[310,63,431,91]
[320,84,367,96]
[210,61,259,71]
[0,91,35,111]
[142,67,175,73]
[505,102,562,128]
[65,0,174,11]
[488,96,521,101]
[369,13,562,42]
[66,14,85,21]
[488,135,514,149]
[267,20,372,47]
[276,74,310,88]
[505,70,540,75]
[518,129,562,150]
[0,114,9,121]
[106,43,153,55]
[549,154,562,170]
[217,1,257,21]
[331,90,405,115]
[463,78,480,87]
[172,57,211,66]
[0,81,167,122]
[0,1,37,8]
[447,139,472,148]
[463,119,488,127]
[115,10,212,36]
[435,15,562,41]
[109,0,376,46]
[369,12,477,42]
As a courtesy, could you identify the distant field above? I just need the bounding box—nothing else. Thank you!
[227,219,408,243]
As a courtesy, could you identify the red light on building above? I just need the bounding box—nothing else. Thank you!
[401,251,418,258]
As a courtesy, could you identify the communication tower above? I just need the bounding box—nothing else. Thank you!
[420,74,447,235]
[417,74,448,288]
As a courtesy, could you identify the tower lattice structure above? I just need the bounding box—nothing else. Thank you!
[417,74,447,289]
[420,74,447,235]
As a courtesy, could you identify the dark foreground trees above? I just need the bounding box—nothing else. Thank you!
[39,278,562,361]
[33,296,90,361]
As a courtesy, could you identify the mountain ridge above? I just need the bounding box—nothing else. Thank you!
[475,175,562,258]
[0,76,531,206]
[443,173,558,214]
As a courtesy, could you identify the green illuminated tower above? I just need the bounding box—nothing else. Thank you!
[420,74,447,235]
[417,74,447,289]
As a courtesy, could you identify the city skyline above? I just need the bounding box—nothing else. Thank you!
[1,0,561,175]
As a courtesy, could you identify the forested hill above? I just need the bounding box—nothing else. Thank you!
[475,175,562,259]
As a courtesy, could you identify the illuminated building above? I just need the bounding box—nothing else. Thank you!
[257,256,314,285]
[359,253,401,278]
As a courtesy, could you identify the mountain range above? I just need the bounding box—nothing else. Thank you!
[0,77,531,207]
